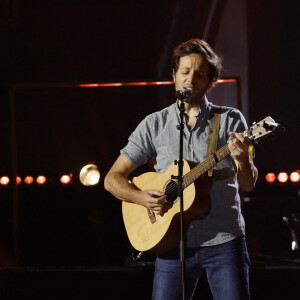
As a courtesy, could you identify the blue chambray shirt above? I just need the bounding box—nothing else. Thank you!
[121,96,248,247]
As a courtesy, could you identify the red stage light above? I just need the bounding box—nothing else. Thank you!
[290,171,300,183]
[0,176,10,185]
[24,176,34,185]
[265,173,276,183]
[277,172,289,183]
[78,79,235,88]
[78,81,174,88]
[60,174,72,185]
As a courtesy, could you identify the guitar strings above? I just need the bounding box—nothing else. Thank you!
[164,144,230,200]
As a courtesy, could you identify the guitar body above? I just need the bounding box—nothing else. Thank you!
[122,159,211,255]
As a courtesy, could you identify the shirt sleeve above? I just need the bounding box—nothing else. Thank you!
[226,108,248,137]
[120,115,155,166]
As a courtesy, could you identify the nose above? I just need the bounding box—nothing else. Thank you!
[186,70,196,84]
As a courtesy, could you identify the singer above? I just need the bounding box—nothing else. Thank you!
[104,39,257,300]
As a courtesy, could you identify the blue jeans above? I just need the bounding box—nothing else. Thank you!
[152,236,250,300]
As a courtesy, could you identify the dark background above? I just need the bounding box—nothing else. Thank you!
[0,0,299,272]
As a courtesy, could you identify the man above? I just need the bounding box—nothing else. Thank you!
[104,39,258,300]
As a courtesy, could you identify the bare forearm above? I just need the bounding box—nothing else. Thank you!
[104,172,141,203]
[236,161,258,192]
[228,132,258,192]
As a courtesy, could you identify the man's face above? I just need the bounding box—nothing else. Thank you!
[173,53,210,103]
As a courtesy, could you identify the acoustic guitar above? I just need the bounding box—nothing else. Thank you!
[122,116,279,255]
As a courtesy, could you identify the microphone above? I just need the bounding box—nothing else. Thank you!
[175,88,191,100]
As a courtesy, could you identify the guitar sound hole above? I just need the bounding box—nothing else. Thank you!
[164,180,178,205]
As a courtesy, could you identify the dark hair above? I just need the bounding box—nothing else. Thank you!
[171,39,222,84]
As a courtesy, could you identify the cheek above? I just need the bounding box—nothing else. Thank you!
[197,80,210,90]
[174,75,184,88]
[177,74,187,85]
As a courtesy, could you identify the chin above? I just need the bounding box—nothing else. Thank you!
[183,97,192,102]
[185,95,201,103]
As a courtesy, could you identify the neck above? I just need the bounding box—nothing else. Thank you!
[178,98,203,130]
[180,96,204,115]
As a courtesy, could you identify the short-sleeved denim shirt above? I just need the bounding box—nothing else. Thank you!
[121,96,248,247]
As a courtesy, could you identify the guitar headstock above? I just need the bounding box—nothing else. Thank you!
[243,116,280,144]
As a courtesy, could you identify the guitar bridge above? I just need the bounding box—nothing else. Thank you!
[147,209,156,224]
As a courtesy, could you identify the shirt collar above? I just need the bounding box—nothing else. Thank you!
[175,96,210,120]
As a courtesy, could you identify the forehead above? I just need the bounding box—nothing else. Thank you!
[178,53,208,70]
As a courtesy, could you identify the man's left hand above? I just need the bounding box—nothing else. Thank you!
[228,132,250,164]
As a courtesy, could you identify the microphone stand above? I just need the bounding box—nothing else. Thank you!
[173,98,187,300]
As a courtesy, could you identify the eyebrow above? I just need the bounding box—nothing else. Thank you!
[180,67,206,73]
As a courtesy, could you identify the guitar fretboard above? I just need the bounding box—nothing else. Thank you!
[183,144,231,188]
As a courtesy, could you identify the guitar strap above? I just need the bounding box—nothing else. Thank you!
[206,105,221,177]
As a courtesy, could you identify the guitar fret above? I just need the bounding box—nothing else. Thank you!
[183,144,231,189]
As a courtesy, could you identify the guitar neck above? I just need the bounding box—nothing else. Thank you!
[183,144,231,188]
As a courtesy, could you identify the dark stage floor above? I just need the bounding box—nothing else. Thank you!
[1,259,300,300]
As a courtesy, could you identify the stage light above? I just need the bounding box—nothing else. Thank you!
[290,171,300,183]
[60,174,72,185]
[16,176,22,185]
[78,79,235,88]
[79,164,100,186]
[78,81,175,88]
[0,176,10,185]
[24,176,34,185]
[36,176,46,185]
[265,172,276,183]
[277,172,288,183]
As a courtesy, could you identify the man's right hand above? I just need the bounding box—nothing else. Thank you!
[137,190,166,214]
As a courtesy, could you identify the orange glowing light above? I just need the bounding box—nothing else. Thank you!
[216,79,237,83]
[24,176,34,185]
[265,173,276,183]
[277,172,289,183]
[0,176,10,185]
[36,176,46,185]
[78,81,175,88]
[290,171,300,183]
[16,176,22,184]
[60,174,72,185]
